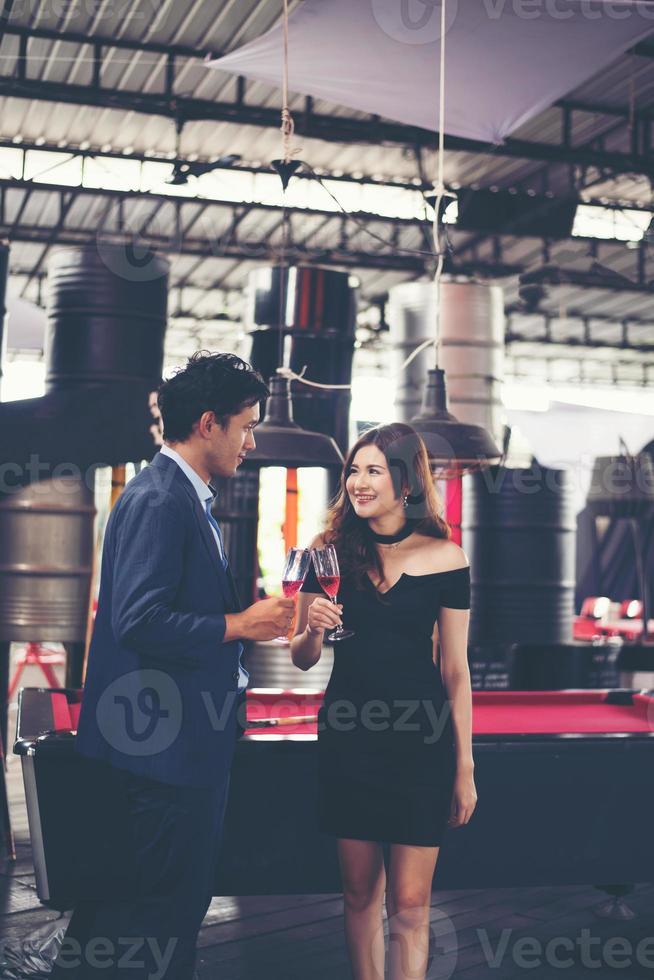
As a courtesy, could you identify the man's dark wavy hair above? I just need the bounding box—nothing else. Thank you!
[157,351,269,443]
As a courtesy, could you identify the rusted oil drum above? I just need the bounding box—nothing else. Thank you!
[0,476,95,642]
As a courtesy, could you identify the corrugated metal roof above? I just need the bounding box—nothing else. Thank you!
[0,0,649,188]
[1,1,654,379]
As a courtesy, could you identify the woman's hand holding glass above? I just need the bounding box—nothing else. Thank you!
[311,544,354,641]
[306,596,343,637]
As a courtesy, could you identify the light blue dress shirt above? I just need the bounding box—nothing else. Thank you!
[159,444,249,691]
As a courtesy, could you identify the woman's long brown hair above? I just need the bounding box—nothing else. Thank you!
[323,422,450,594]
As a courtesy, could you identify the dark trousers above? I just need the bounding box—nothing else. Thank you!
[49,767,230,980]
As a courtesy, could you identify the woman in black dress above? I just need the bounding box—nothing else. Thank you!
[291,422,476,980]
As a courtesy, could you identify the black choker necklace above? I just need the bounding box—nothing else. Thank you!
[369,520,415,547]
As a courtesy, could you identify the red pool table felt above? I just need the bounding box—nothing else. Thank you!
[244,690,654,737]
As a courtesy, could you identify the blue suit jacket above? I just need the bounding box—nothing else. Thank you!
[76,451,247,788]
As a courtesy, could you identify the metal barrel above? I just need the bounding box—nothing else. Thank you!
[246,265,356,454]
[211,468,260,609]
[243,642,334,690]
[387,280,505,448]
[439,281,505,448]
[387,282,435,424]
[0,476,95,642]
[45,244,168,391]
[463,464,576,646]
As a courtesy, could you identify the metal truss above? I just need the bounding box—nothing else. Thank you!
[503,310,654,391]
[5,140,654,218]
[2,24,654,177]
[0,138,431,193]
[0,177,526,280]
[506,310,654,354]
[2,173,651,272]
[505,349,654,388]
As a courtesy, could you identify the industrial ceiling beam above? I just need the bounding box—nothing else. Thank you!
[0,176,426,228]
[0,0,16,46]
[2,171,651,243]
[7,140,654,215]
[1,222,430,274]
[3,177,653,296]
[505,304,654,332]
[506,313,654,354]
[0,72,651,175]
[504,353,653,387]
[0,137,429,192]
[1,23,211,59]
[20,191,78,294]
[557,96,654,123]
[519,258,653,292]
[2,21,652,124]
[1,225,524,281]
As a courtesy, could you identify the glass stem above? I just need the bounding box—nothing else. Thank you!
[331,594,341,631]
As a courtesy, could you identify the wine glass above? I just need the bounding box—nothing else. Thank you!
[275,547,311,642]
[311,544,354,642]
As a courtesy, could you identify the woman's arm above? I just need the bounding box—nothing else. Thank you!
[437,606,473,772]
[438,598,477,827]
[290,592,324,671]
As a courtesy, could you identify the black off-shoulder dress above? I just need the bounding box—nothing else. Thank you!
[301,558,470,846]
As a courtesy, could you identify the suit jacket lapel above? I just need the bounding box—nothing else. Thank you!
[151,453,226,593]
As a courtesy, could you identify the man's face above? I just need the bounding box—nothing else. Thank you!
[206,402,260,479]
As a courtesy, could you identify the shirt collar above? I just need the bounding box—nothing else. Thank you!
[159,444,215,507]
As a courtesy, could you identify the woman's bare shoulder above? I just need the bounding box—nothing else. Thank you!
[415,535,469,573]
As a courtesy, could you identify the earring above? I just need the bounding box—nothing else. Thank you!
[402,493,409,508]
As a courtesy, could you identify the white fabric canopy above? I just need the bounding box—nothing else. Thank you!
[211,0,654,144]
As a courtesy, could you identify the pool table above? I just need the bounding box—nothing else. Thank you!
[13,687,654,909]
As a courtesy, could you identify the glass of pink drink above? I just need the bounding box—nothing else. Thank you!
[311,543,354,641]
[276,547,311,642]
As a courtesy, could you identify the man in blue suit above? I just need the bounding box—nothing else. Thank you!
[53,353,295,979]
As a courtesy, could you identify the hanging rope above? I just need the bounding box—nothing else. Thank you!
[280,0,300,163]
[276,338,437,391]
[431,0,448,368]
[277,0,295,368]
[273,0,446,394]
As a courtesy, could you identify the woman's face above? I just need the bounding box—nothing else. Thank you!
[345,444,404,521]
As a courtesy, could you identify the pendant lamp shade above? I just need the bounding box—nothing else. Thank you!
[410,368,502,476]
[245,374,343,469]
[585,451,654,643]
[586,454,654,519]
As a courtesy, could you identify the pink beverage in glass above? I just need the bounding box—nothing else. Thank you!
[282,579,303,599]
[274,547,311,643]
[317,575,340,598]
[311,544,354,641]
